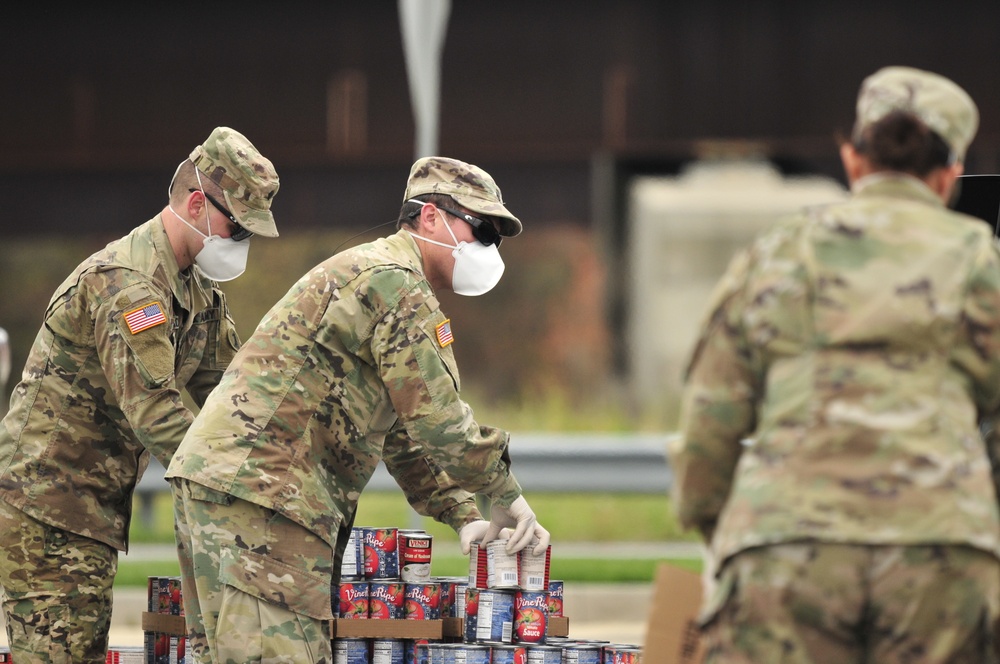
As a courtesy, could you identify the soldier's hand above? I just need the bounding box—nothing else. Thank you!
[482,496,550,555]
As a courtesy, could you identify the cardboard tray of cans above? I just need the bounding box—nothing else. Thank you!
[142,612,187,635]
[328,616,569,639]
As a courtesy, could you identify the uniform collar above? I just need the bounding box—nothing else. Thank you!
[851,172,945,208]
[151,214,212,302]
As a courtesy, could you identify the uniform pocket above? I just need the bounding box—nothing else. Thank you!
[220,546,333,621]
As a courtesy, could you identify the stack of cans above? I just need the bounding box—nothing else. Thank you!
[104,645,146,663]
[330,523,645,664]
[465,540,554,647]
[335,527,444,621]
[144,575,185,664]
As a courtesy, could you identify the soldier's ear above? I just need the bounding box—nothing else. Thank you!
[417,203,440,231]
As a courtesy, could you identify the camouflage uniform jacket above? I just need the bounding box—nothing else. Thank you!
[0,217,240,550]
[670,174,1000,568]
[166,230,519,551]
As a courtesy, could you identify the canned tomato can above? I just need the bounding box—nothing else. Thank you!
[464,587,481,642]
[514,590,548,644]
[404,639,429,664]
[342,526,365,579]
[518,545,551,592]
[404,582,441,620]
[546,580,564,617]
[369,580,406,619]
[562,643,603,664]
[372,638,405,664]
[433,576,464,618]
[337,580,370,619]
[399,530,434,583]
[524,644,562,664]
[604,643,642,664]
[471,588,516,644]
[486,540,520,589]
[334,637,370,664]
[489,643,527,664]
[456,643,492,664]
[454,581,469,618]
[364,527,400,579]
[469,542,489,589]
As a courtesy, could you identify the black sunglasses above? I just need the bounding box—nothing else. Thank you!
[437,205,502,247]
[189,189,253,241]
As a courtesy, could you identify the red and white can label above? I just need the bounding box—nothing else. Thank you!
[368,580,405,619]
[487,540,520,589]
[337,580,369,619]
[364,527,399,579]
[514,590,548,644]
[404,582,441,620]
[518,545,551,592]
[399,530,433,583]
[545,580,564,617]
[469,542,489,589]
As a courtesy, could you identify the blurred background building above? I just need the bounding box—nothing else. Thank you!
[2,1,999,425]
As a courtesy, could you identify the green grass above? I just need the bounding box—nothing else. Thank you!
[121,491,702,587]
[117,555,703,588]
[130,491,695,545]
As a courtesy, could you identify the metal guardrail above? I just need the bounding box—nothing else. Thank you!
[134,433,674,528]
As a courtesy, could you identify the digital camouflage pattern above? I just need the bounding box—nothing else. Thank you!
[173,480,332,664]
[670,174,1000,566]
[403,156,522,237]
[700,542,999,664]
[0,498,117,663]
[189,126,280,237]
[167,229,520,595]
[0,217,240,551]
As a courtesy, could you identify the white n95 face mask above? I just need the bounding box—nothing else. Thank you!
[167,162,251,282]
[189,234,250,282]
[408,211,505,296]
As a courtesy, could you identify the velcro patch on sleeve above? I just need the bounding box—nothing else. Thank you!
[435,319,454,347]
[123,301,167,334]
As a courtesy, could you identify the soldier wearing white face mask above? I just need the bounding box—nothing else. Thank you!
[0,126,279,663]
[166,155,548,664]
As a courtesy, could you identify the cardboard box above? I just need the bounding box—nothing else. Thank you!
[141,612,186,636]
[548,616,570,637]
[642,564,706,664]
[330,618,443,639]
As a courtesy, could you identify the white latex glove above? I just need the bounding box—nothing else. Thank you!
[482,495,551,555]
[459,520,514,554]
[459,520,491,555]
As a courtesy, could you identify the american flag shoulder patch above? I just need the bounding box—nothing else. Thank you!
[435,319,454,347]
[124,301,167,335]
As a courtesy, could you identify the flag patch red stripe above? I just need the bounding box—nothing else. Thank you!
[124,302,167,334]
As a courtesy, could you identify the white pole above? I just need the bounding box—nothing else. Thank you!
[399,0,452,159]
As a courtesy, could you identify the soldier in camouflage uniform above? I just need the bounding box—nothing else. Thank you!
[669,67,1000,663]
[166,156,551,664]
[0,126,280,663]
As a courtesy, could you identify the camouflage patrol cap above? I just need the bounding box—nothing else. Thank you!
[189,127,280,237]
[853,66,979,162]
[403,156,522,237]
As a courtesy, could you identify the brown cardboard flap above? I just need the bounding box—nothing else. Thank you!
[642,564,706,664]
[330,618,444,639]
[443,617,464,638]
[141,612,186,636]
[548,616,569,637]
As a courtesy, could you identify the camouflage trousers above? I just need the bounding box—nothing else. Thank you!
[172,478,336,664]
[0,498,117,663]
[700,542,1000,664]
